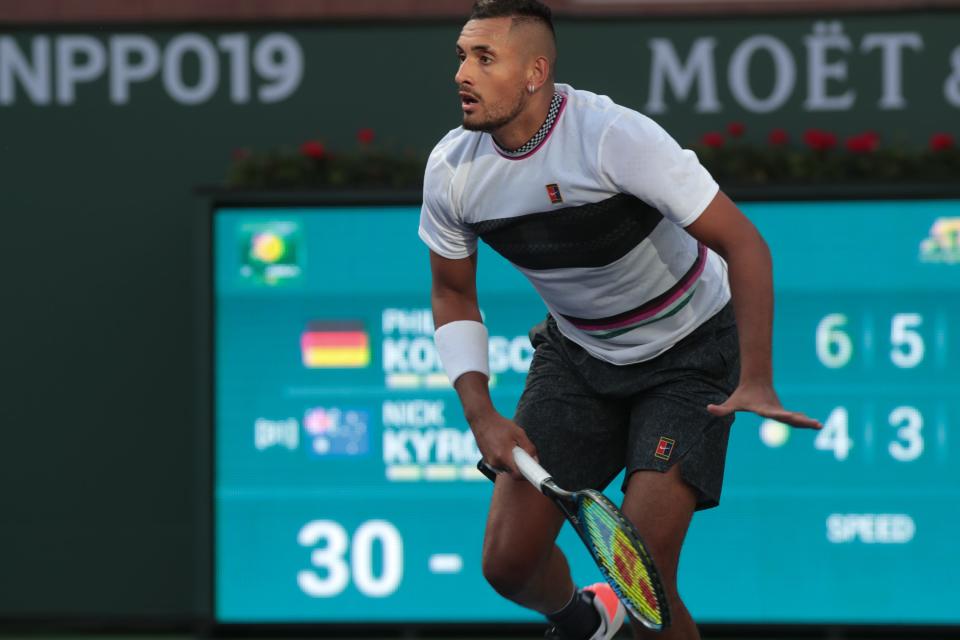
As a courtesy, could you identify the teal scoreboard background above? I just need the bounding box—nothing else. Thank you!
[213,199,960,625]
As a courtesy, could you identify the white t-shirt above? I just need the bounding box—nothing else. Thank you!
[419,83,730,365]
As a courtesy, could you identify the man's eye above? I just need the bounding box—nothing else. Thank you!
[480,56,492,64]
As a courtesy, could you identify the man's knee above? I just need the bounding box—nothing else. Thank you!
[481,543,543,598]
[482,477,566,599]
[641,526,684,568]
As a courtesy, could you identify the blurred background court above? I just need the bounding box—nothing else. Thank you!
[2,1,959,638]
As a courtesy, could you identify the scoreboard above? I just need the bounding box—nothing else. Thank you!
[212,199,960,625]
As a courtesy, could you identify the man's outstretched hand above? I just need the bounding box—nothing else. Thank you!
[707,382,822,429]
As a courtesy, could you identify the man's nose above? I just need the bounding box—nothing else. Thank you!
[454,60,470,86]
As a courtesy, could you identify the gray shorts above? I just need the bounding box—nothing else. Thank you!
[514,302,739,510]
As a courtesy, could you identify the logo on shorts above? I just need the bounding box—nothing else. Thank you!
[546,183,563,204]
[655,436,676,461]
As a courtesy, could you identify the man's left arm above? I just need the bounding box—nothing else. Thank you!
[685,190,822,430]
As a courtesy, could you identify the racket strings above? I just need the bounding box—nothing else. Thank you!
[580,497,663,625]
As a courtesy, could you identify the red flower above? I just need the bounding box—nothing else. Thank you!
[846,131,880,153]
[727,121,746,138]
[930,132,955,152]
[803,128,837,152]
[845,136,870,153]
[357,128,376,145]
[768,128,790,146]
[231,147,252,161]
[300,140,325,159]
[701,132,725,148]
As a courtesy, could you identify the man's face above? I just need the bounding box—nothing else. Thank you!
[455,17,529,132]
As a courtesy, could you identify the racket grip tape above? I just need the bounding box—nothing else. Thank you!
[512,446,551,490]
[476,449,552,489]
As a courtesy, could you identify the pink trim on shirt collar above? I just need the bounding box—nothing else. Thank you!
[492,93,567,161]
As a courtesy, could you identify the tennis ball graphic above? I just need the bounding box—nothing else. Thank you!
[760,419,790,448]
[252,232,285,263]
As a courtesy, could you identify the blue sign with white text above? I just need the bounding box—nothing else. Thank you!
[214,200,960,624]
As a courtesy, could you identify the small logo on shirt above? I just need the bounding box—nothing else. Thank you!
[545,183,563,204]
[655,436,676,461]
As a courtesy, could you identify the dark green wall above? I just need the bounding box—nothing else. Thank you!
[0,14,957,620]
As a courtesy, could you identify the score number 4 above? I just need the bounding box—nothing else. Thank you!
[815,406,924,462]
[816,313,925,369]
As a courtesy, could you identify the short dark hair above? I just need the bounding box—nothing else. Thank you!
[469,0,555,39]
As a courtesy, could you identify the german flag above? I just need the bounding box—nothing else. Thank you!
[301,321,370,368]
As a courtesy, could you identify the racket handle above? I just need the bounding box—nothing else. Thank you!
[476,459,498,482]
[512,446,551,492]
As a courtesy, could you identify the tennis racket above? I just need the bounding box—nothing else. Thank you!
[478,446,670,631]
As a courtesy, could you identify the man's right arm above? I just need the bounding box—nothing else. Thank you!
[429,249,537,477]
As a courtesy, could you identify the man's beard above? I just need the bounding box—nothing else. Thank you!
[462,87,527,133]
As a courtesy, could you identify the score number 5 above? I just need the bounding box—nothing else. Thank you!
[816,313,925,369]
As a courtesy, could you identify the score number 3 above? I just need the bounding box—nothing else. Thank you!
[816,313,925,369]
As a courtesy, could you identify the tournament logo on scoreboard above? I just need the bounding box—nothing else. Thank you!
[303,407,370,457]
[919,217,960,264]
[238,220,304,286]
[301,320,371,368]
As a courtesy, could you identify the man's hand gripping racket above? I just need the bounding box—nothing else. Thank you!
[478,447,671,631]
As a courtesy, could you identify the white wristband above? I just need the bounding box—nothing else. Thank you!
[434,320,489,385]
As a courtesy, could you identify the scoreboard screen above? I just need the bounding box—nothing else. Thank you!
[212,198,960,625]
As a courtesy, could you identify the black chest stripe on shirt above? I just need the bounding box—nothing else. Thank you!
[466,194,664,270]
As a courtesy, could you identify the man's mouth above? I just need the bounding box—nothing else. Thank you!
[460,92,480,111]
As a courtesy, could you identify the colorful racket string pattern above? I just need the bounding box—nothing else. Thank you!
[580,494,667,628]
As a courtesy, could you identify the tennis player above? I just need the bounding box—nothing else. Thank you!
[420,2,822,639]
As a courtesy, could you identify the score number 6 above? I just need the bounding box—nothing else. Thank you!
[816,314,854,368]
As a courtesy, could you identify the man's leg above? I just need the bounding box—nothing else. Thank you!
[481,470,570,612]
[485,315,627,614]
[619,464,699,640]
[614,304,739,639]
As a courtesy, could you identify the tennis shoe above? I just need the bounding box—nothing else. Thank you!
[583,583,625,640]
[544,583,625,640]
